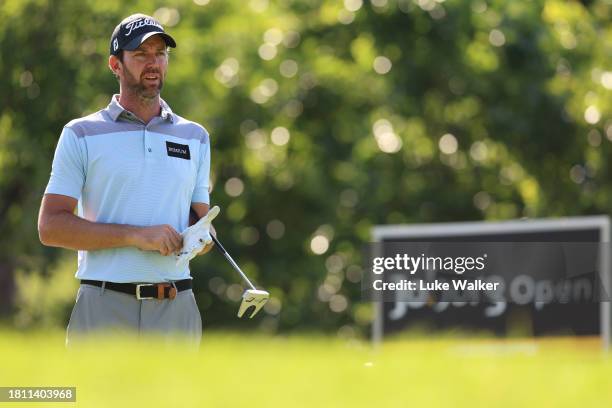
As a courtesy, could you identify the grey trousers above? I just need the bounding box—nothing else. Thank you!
[66,283,202,347]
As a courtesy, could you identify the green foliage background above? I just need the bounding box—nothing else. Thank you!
[0,0,610,334]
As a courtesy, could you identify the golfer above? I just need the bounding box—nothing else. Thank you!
[38,14,213,346]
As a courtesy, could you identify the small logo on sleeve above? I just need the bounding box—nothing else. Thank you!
[166,141,191,160]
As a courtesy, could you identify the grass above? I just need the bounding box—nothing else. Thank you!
[1,331,611,407]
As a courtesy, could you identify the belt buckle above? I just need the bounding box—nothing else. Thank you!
[136,284,154,300]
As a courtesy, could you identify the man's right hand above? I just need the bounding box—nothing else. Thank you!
[132,225,183,256]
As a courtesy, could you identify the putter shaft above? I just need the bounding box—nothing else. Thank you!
[211,235,256,290]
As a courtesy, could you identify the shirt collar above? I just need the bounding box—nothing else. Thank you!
[106,94,175,123]
[159,98,174,122]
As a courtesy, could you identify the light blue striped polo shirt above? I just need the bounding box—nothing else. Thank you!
[44,95,211,283]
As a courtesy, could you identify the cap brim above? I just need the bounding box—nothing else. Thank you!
[123,31,177,51]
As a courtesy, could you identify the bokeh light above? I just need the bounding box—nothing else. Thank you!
[439,133,458,155]
[310,235,329,255]
[224,177,244,197]
[266,220,285,239]
[373,56,392,74]
[270,127,290,146]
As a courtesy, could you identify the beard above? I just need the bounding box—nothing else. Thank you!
[122,65,164,99]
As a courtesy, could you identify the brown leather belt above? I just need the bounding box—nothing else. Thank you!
[80,279,192,300]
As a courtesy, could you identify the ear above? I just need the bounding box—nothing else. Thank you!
[108,55,121,77]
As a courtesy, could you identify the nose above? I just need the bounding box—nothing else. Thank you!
[144,53,159,66]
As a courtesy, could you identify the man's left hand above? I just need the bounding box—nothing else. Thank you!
[196,224,216,256]
[176,205,220,266]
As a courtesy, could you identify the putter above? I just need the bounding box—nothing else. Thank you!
[210,235,269,318]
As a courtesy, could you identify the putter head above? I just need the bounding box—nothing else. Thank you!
[237,289,270,318]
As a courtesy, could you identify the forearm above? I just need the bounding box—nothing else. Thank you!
[189,206,199,227]
[39,210,140,251]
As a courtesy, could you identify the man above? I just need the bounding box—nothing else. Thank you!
[38,14,213,346]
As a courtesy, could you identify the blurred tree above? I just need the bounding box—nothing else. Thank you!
[0,0,610,333]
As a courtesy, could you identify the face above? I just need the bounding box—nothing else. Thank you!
[111,35,169,99]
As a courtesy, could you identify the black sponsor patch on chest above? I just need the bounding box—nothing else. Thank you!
[165,141,191,160]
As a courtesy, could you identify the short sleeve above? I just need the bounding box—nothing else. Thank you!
[191,132,211,204]
[44,126,87,199]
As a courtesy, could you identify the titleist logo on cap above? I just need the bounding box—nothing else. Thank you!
[124,18,163,36]
[110,13,176,56]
